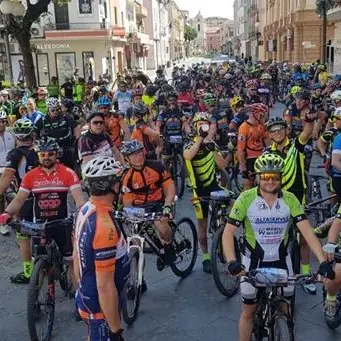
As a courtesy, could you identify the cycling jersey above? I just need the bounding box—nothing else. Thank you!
[105,112,124,147]
[237,121,267,159]
[0,131,15,167]
[230,109,249,129]
[185,138,218,189]
[74,199,129,318]
[22,111,42,125]
[211,109,229,147]
[269,137,306,194]
[19,163,80,221]
[113,90,132,115]
[35,115,77,148]
[228,187,306,262]
[121,160,173,206]
[131,119,156,157]
[78,132,113,165]
[331,133,341,177]
[36,99,47,114]
[157,108,184,136]
[5,146,38,185]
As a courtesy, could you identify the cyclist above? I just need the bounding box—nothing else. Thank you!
[78,111,123,169]
[265,114,318,294]
[321,209,341,327]
[74,156,128,341]
[121,140,177,267]
[47,76,60,98]
[0,110,15,169]
[23,97,42,125]
[35,97,80,169]
[0,90,14,117]
[36,88,48,114]
[0,119,38,278]
[222,153,334,341]
[237,103,269,190]
[0,137,86,284]
[229,96,248,130]
[113,81,133,117]
[184,112,228,273]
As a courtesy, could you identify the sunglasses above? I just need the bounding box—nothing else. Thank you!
[38,151,56,157]
[92,120,104,126]
[49,108,58,112]
[269,126,286,133]
[260,173,281,182]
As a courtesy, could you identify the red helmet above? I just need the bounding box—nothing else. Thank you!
[245,79,258,89]
[249,103,268,120]
[37,87,47,95]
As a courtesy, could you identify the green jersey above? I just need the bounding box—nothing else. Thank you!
[228,187,306,262]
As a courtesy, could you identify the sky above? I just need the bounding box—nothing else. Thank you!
[176,0,234,19]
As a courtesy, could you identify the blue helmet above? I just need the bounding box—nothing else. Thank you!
[334,74,341,82]
[97,96,111,107]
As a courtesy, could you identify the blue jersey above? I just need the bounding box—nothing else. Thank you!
[332,132,341,177]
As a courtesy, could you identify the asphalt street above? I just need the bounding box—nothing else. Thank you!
[0,102,340,341]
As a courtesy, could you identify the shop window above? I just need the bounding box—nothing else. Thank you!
[55,52,76,83]
[82,51,94,82]
[36,53,50,86]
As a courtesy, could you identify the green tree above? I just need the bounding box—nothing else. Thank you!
[184,25,197,57]
[315,0,336,14]
[5,0,68,89]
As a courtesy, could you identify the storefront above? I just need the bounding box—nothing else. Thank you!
[29,27,126,86]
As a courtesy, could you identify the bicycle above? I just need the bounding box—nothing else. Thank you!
[163,134,186,198]
[242,268,320,341]
[8,217,73,341]
[114,207,198,325]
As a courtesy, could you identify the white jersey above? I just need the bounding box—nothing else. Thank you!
[0,131,15,167]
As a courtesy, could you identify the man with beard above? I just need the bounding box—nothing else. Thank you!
[0,136,86,285]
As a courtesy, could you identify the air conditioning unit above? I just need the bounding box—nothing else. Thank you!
[30,26,43,38]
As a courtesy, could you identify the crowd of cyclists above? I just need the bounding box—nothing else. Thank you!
[1,58,341,340]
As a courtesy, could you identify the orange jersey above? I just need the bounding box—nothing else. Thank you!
[237,121,267,158]
[105,114,123,147]
[122,160,173,205]
[131,120,155,153]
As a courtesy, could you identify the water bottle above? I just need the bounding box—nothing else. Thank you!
[123,207,145,218]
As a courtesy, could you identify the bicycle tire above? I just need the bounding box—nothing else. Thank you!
[175,154,185,198]
[211,225,240,297]
[121,247,142,326]
[27,258,55,341]
[170,217,198,278]
[272,315,292,341]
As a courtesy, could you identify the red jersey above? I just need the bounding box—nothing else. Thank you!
[20,163,80,221]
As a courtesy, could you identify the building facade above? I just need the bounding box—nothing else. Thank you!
[168,1,185,62]
[261,0,334,63]
[189,12,206,55]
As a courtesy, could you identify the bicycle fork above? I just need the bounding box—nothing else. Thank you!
[127,235,145,287]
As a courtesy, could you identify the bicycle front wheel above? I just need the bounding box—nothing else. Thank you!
[211,226,240,297]
[27,258,55,341]
[170,217,198,278]
[272,315,292,341]
[174,154,185,198]
[121,247,142,326]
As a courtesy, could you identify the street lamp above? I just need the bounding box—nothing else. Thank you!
[0,0,26,83]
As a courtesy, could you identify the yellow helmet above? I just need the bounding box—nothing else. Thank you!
[229,96,244,109]
[193,112,210,125]
[290,86,302,95]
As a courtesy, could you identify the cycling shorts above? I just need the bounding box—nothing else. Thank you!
[192,182,221,220]
[241,254,294,305]
[136,202,163,214]
[332,177,341,200]
[16,198,34,240]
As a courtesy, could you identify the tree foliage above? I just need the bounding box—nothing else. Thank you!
[4,0,69,88]
[315,0,338,15]
[184,25,197,42]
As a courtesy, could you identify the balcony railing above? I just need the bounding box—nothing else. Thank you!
[45,22,110,31]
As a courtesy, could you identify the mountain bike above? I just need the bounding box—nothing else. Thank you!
[114,207,198,325]
[9,217,73,341]
[243,269,320,341]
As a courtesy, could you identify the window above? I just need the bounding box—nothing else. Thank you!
[78,0,92,14]
[198,24,200,32]
[114,6,118,25]
[104,1,107,18]
[121,11,124,26]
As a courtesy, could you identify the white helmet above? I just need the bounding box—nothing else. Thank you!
[0,90,9,96]
[331,90,341,101]
[0,109,7,120]
[46,97,60,108]
[82,156,124,178]
[333,107,341,118]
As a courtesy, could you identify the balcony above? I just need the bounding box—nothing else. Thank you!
[327,3,341,22]
[43,22,119,40]
[135,4,148,18]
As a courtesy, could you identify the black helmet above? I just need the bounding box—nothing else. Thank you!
[145,85,157,96]
[295,89,310,101]
[120,139,144,156]
[61,98,74,111]
[265,117,287,131]
[203,73,211,82]
[166,91,178,100]
[161,83,173,93]
[34,136,59,152]
[132,102,148,117]
[87,111,105,122]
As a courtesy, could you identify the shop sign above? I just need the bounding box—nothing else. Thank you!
[35,43,71,50]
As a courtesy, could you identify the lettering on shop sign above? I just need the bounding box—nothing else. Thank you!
[35,44,71,50]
